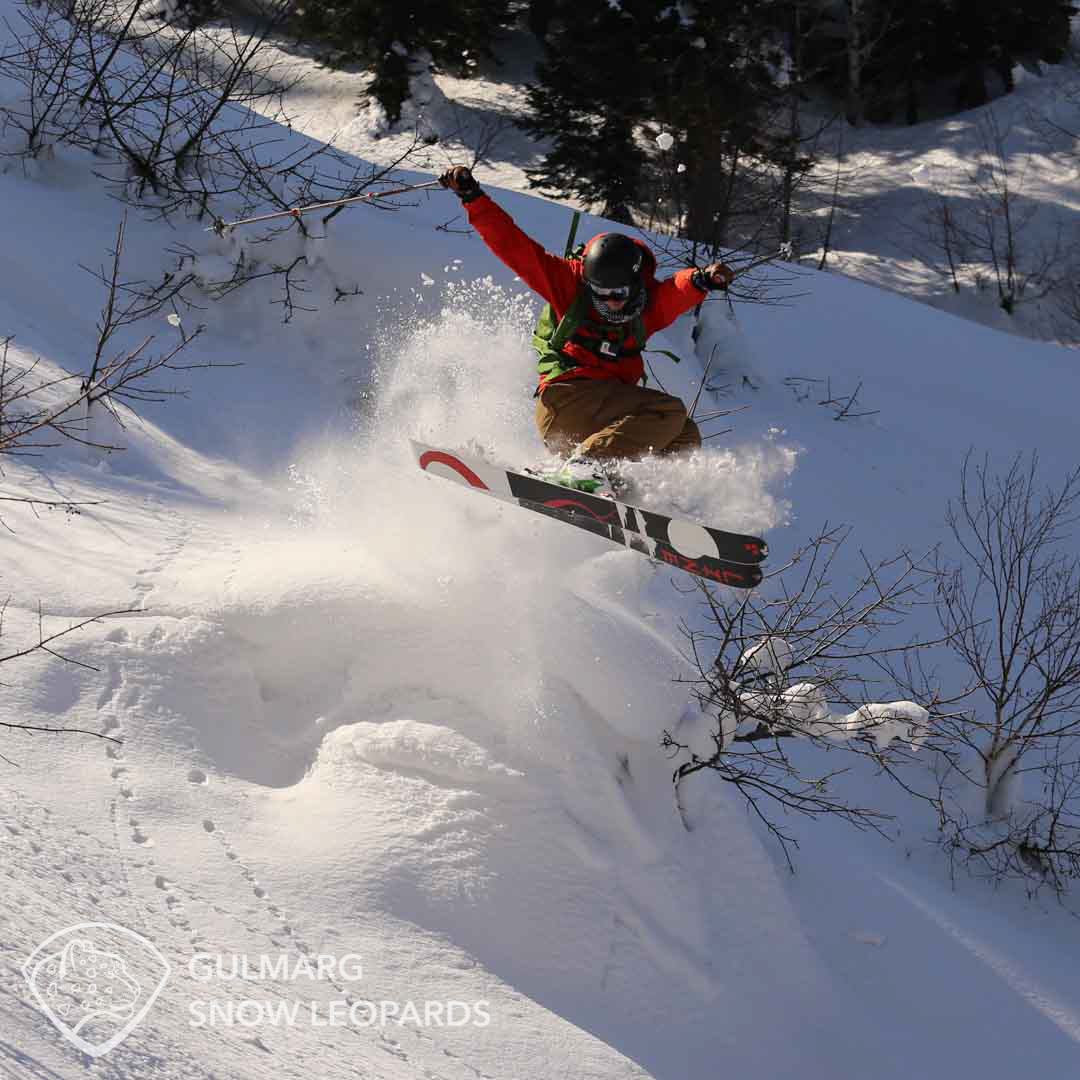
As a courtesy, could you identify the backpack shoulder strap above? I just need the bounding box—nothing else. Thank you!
[547,288,591,353]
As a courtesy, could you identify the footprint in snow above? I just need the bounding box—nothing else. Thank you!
[131,822,153,846]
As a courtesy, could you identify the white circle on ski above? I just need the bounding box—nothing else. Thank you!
[666,519,719,560]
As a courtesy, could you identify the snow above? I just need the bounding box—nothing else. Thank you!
[741,636,794,678]
[2,6,1080,1080]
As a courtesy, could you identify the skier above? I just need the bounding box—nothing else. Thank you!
[439,166,734,489]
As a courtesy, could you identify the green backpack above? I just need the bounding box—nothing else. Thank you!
[531,283,647,384]
[531,214,681,385]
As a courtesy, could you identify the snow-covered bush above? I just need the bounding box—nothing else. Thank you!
[665,526,937,864]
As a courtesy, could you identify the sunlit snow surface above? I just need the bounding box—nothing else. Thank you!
[2,6,1080,1079]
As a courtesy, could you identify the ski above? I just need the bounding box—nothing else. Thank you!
[413,443,766,589]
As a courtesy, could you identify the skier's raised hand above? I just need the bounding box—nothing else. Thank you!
[439,166,483,203]
[700,262,735,291]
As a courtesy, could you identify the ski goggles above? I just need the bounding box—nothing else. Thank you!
[587,282,635,300]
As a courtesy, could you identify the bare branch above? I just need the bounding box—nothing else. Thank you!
[663,525,941,865]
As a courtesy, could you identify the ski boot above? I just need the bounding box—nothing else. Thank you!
[535,455,633,500]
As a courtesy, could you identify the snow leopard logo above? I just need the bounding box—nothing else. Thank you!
[38,939,141,1025]
[23,924,171,1057]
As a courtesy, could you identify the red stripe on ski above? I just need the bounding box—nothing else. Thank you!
[418,451,490,490]
[544,498,618,524]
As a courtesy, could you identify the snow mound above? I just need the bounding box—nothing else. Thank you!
[320,717,525,784]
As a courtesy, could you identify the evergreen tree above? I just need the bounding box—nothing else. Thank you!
[848,0,1078,120]
[520,0,671,223]
[984,0,1078,82]
[522,0,788,238]
[294,0,510,124]
[658,6,787,247]
[862,0,946,123]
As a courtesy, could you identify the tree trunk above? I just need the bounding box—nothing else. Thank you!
[780,5,803,245]
[846,0,865,126]
[684,119,730,246]
[984,746,1018,820]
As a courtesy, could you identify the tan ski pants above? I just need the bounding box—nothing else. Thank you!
[535,379,701,461]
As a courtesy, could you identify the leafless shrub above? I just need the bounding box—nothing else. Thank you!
[965,112,1063,315]
[0,1,441,330]
[0,0,301,215]
[894,452,1080,901]
[664,526,940,867]
[1054,260,1080,339]
[900,110,1063,318]
[816,378,879,421]
[439,97,516,173]
[3,1,438,215]
[902,181,968,294]
[0,215,218,469]
[0,215,227,756]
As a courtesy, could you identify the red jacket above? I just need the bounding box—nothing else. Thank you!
[465,195,706,388]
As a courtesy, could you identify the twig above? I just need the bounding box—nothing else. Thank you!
[209,179,445,233]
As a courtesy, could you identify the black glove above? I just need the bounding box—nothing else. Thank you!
[439,166,483,203]
[691,262,735,292]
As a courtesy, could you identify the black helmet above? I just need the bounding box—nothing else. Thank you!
[582,234,646,323]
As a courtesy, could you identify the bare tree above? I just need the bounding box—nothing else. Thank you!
[4,0,435,323]
[775,77,835,254]
[843,0,897,127]
[900,177,967,295]
[939,453,1080,816]
[663,526,938,867]
[439,97,516,174]
[901,453,1080,899]
[82,215,221,442]
[1055,262,1080,340]
[899,111,1062,320]
[0,216,226,525]
[964,111,1061,315]
[0,0,92,159]
[1033,65,1080,340]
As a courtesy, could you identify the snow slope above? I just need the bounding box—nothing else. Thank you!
[3,11,1080,1080]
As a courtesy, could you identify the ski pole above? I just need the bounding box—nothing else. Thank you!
[727,244,792,277]
[208,180,446,234]
[563,209,581,257]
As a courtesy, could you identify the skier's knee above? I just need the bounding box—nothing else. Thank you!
[663,417,700,455]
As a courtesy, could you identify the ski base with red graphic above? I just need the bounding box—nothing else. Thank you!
[413,442,766,589]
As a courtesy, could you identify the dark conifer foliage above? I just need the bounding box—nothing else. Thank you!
[839,0,1078,122]
[168,0,219,28]
[519,0,679,223]
[289,0,1076,240]
[521,0,788,241]
[293,0,511,124]
[655,5,788,247]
